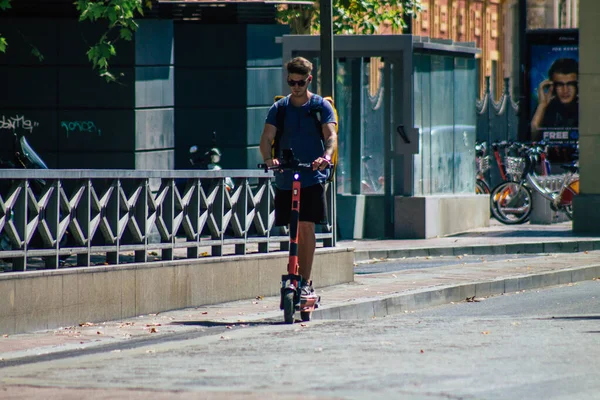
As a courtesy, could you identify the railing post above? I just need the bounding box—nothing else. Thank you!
[187,178,200,259]
[161,178,175,261]
[77,179,92,267]
[211,179,224,257]
[135,179,149,263]
[11,180,27,271]
[44,180,60,269]
[257,177,271,254]
[106,179,120,265]
[234,179,248,255]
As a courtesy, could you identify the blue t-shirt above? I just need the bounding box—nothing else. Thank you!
[265,95,336,190]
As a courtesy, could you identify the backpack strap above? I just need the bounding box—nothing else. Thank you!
[308,94,325,142]
[273,96,288,159]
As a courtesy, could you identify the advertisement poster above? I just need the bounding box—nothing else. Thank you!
[526,29,579,150]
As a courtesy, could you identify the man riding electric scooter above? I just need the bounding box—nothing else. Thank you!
[259,57,337,322]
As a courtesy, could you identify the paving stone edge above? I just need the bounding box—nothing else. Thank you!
[312,264,600,320]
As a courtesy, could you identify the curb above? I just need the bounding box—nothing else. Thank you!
[311,264,600,320]
[352,240,600,263]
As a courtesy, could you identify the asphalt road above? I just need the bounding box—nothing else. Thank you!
[1,280,599,400]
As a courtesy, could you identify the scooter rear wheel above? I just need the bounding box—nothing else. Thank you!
[300,311,311,322]
[283,291,295,324]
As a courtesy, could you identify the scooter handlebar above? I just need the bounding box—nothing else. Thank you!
[257,162,332,172]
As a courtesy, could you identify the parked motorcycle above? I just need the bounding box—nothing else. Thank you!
[0,133,71,265]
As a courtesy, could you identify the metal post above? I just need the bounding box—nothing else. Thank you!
[518,0,528,142]
[320,0,336,244]
[320,0,334,99]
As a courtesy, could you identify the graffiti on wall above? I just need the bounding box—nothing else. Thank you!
[61,121,102,138]
[0,115,40,133]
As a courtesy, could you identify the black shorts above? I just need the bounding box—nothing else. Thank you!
[275,183,328,226]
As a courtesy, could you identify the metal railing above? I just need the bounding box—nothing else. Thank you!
[0,169,335,271]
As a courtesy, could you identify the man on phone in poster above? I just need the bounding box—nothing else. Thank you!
[531,58,579,143]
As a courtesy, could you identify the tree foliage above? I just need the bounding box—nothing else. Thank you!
[0,0,150,82]
[277,0,423,35]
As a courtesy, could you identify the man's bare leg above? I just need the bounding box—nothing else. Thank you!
[298,221,316,282]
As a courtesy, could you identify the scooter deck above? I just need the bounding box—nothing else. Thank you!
[298,293,320,312]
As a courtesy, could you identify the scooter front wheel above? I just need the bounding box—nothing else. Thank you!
[283,291,295,324]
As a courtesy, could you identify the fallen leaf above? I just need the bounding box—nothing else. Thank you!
[149,327,157,333]
[146,349,155,353]
[481,331,491,335]
[420,349,424,353]
[96,331,102,335]
[256,296,264,300]
[202,312,208,315]
[145,323,162,327]
[300,323,308,327]
[79,322,95,327]
[220,336,229,340]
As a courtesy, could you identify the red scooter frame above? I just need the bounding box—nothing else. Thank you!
[259,150,324,324]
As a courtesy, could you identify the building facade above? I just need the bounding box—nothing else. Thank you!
[409,0,579,99]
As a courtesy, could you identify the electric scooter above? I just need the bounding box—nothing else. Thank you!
[259,149,327,324]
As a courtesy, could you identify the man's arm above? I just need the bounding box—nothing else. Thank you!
[322,122,337,158]
[531,79,553,138]
[312,122,337,171]
[259,123,278,166]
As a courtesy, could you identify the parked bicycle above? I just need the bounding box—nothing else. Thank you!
[489,142,579,224]
[476,140,518,195]
[475,141,491,194]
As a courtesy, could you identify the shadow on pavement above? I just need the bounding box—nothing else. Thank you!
[170,319,284,327]
[542,315,600,321]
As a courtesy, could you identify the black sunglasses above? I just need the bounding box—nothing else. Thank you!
[553,81,577,90]
[287,78,308,87]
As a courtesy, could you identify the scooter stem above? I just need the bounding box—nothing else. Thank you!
[288,173,301,277]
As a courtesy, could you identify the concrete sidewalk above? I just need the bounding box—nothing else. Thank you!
[339,220,600,261]
[1,221,599,366]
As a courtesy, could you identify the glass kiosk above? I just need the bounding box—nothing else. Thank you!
[281,35,488,239]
